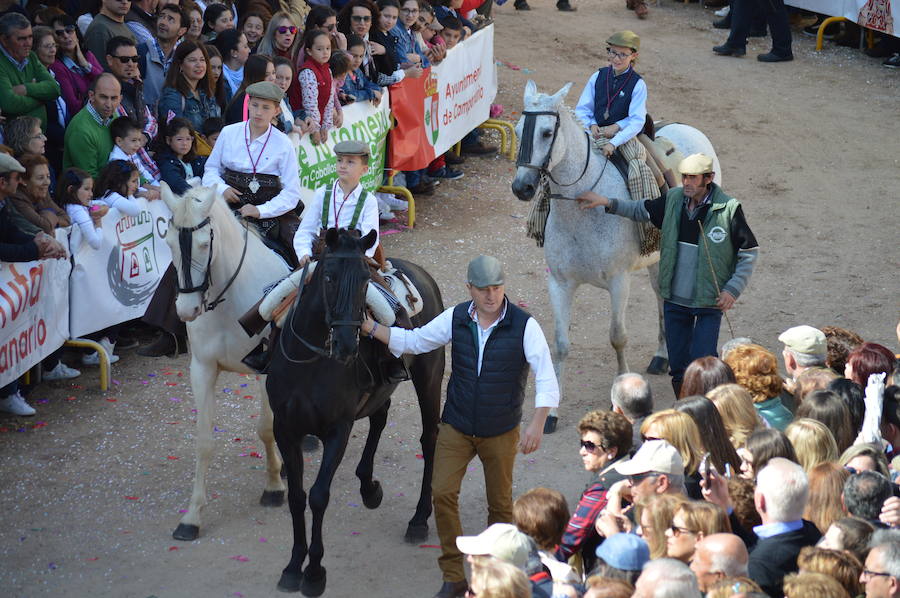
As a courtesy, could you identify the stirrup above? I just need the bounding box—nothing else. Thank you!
[242,341,271,374]
[380,358,410,384]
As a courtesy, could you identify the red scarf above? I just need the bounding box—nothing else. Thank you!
[301,57,332,119]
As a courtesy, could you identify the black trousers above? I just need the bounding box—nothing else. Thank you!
[728,0,792,56]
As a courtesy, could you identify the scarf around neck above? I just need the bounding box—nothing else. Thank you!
[301,56,333,119]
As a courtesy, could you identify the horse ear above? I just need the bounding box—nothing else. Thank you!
[360,229,377,251]
[160,181,179,213]
[325,227,340,249]
[550,82,573,106]
[523,79,537,103]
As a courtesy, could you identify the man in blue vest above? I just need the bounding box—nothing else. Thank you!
[360,255,560,598]
[575,154,759,396]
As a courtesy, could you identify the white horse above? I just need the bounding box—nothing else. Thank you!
[160,183,291,541]
[511,81,720,425]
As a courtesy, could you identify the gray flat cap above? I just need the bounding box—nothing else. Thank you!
[0,153,25,174]
[334,139,370,156]
[246,81,284,102]
[467,255,504,287]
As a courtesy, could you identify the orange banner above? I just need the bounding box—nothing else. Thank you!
[388,68,439,171]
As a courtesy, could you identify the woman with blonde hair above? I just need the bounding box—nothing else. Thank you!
[256,12,303,110]
[724,343,793,430]
[803,462,850,533]
[665,500,731,563]
[469,556,531,598]
[786,418,839,472]
[782,571,850,598]
[839,443,891,478]
[641,409,704,497]
[797,546,863,597]
[707,383,764,450]
[634,493,687,559]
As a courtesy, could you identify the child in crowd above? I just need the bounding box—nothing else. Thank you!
[94,160,143,217]
[156,117,207,195]
[391,0,430,70]
[241,11,266,53]
[438,16,464,49]
[371,0,423,85]
[273,56,315,138]
[299,28,338,145]
[202,117,224,147]
[330,50,356,106]
[203,3,234,42]
[417,5,447,64]
[343,35,383,104]
[433,0,473,38]
[109,117,161,200]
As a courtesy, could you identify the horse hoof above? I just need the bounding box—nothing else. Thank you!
[646,356,669,375]
[301,568,326,597]
[543,415,558,434]
[172,523,199,541]
[404,522,429,544]
[361,480,383,509]
[301,435,320,452]
[277,571,302,593]
[260,490,285,507]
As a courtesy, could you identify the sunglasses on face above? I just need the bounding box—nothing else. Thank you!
[54,25,76,35]
[580,440,601,453]
[669,525,695,537]
[276,25,298,34]
[113,55,140,63]
[351,15,372,22]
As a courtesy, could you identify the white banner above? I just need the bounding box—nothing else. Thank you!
[0,230,71,387]
[787,0,897,36]
[431,25,498,156]
[68,199,172,339]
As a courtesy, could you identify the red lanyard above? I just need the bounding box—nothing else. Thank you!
[603,67,634,121]
[244,123,273,176]
[332,184,355,225]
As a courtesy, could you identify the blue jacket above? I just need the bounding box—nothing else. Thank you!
[156,147,207,195]
[157,87,222,131]
[389,23,429,68]
[342,68,381,102]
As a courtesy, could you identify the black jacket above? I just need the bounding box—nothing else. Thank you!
[748,520,821,597]
[0,199,39,262]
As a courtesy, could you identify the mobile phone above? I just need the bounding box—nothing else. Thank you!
[700,452,712,481]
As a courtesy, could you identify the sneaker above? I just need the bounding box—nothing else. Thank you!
[884,53,900,68]
[378,192,410,211]
[0,392,36,416]
[115,335,140,350]
[429,167,464,180]
[714,5,730,17]
[83,337,120,366]
[43,361,81,381]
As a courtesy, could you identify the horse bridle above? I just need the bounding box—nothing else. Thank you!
[516,110,591,188]
[280,253,367,364]
[171,216,249,312]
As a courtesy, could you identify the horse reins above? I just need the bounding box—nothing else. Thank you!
[517,110,610,200]
[173,216,250,312]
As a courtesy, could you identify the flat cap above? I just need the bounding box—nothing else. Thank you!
[467,255,504,287]
[334,139,370,156]
[607,30,640,52]
[679,153,714,175]
[0,153,25,174]
[246,81,284,102]
[779,325,827,355]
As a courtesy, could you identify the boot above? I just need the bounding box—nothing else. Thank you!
[557,0,576,11]
[242,328,280,374]
[380,356,411,384]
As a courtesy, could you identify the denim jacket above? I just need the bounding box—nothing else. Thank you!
[157,87,222,131]
[389,24,429,68]
[342,68,382,102]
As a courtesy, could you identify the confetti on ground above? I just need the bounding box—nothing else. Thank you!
[178,509,187,513]
[106,398,117,402]
[167,456,179,460]
[86,557,99,561]
[381,229,402,236]
[229,555,250,562]
[32,422,47,429]
[240,383,248,387]
[169,397,181,402]
[415,454,424,459]
[124,496,140,500]
[48,563,57,569]
[350,531,360,536]
[348,502,359,508]
[168,546,179,551]
[259,537,267,543]
[418,544,441,549]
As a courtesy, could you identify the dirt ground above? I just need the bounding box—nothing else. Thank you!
[2,2,898,597]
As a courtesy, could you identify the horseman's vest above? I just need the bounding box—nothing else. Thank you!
[658,185,740,307]
[592,66,642,127]
[321,182,371,230]
[443,301,530,438]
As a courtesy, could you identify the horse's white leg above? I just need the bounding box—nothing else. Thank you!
[645,262,669,375]
[173,358,219,541]
[608,273,631,375]
[257,380,286,506]
[546,275,577,432]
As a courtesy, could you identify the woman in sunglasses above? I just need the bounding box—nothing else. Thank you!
[257,12,303,109]
[48,14,103,119]
[555,410,633,577]
[303,5,347,53]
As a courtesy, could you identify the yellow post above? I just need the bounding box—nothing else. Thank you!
[63,339,110,391]
[816,16,847,51]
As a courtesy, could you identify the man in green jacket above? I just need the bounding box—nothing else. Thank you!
[0,13,60,131]
[576,153,759,396]
[62,73,121,177]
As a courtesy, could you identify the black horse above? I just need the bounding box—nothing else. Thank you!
[266,228,445,596]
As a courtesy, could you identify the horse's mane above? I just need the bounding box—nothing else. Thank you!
[527,91,584,128]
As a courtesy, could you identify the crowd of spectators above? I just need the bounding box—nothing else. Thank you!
[0,0,500,416]
[450,323,899,598]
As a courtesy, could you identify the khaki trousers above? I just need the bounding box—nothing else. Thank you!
[432,422,520,582]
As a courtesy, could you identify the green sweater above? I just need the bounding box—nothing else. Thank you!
[62,107,113,177]
[0,51,60,130]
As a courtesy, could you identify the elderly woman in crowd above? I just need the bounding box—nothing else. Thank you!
[30,25,67,171]
[158,41,222,132]
[48,14,103,118]
[724,343,793,430]
[8,153,68,234]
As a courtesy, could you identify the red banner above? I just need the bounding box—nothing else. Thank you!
[388,68,439,171]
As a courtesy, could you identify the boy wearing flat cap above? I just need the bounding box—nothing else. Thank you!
[292,139,380,266]
[577,153,759,396]
[361,255,559,598]
[202,81,303,262]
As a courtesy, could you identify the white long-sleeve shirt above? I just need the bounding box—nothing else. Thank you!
[98,191,142,216]
[293,182,379,261]
[202,122,302,219]
[109,145,160,187]
[66,203,103,250]
[574,68,647,148]
[387,301,560,409]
